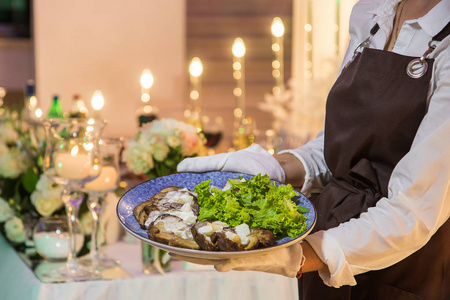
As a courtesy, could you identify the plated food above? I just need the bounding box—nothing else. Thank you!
[117,172,316,259]
[132,174,309,252]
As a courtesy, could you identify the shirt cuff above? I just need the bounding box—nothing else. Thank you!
[278,149,314,195]
[305,231,357,288]
[278,149,330,197]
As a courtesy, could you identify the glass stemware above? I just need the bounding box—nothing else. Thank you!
[201,115,224,155]
[43,118,105,281]
[81,137,122,270]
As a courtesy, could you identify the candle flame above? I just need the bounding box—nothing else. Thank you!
[140,69,154,89]
[271,17,285,37]
[141,93,150,103]
[84,142,94,151]
[30,96,37,106]
[71,145,79,156]
[232,38,246,58]
[91,90,105,111]
[35,108,43,119]
[189,57,203,77]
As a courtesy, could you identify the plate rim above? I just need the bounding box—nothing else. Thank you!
[116,171,317,259]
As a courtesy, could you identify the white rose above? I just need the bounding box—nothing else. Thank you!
[0,122,19,144]
[5,216,26,243]
[167,135,181,148]
[0,197,14,222]
[179,121,198,134]
[35,174,54,191]
[142,120,169,139]
[30,190,64,217]
[0,148,30,178]
[123,142,154,175]
[152,139,170,162]
[35,174,64,199]
[162,118,181,132]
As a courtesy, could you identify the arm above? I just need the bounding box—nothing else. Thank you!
[304,44,450,287]
[277,131,332,197]
[272,152,305,189]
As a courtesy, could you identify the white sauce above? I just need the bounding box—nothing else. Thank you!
[155,218,193,240]
[144,210,163,228]
[162,190,194,206]
[170,203,197,226]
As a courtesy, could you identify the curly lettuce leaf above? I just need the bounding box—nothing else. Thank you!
[194,174,309,237]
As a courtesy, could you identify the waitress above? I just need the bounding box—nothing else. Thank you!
[174,0,450,299]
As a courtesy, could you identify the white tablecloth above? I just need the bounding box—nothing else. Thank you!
[0,235,299,300]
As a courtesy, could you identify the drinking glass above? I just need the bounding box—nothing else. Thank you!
[81,137,122,270]
[43,118,105,281]
[201,115,224,155]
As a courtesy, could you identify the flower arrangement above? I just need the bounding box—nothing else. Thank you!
[0,109,64,246]
[124,118,206,179]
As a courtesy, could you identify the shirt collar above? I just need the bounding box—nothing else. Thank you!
[368,0,450,39]
[417,0,450,38]
[369,0,402,39]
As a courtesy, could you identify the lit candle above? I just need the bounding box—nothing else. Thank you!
[91,90,105,119]
[34,231,84,259]
[140,69,154,104]
[189,58,203,104]
[55,146,91,179]
[137,69,158,126]
[187,57,203,129]
[84,166,119,191]
[232,37,246,118]
[271,17,285,95]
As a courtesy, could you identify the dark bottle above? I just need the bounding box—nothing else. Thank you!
[22,79,42,121]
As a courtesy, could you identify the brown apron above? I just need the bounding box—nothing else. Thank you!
[299,23,450,300]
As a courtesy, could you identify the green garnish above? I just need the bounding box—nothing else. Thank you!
[194,174,309,238]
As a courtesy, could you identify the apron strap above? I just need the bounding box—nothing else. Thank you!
[407,21,450,78]
[433,22,450,42]
[370,23,380,36]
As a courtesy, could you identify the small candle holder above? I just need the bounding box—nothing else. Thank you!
[80,137,122,270]
[33,216,84,261]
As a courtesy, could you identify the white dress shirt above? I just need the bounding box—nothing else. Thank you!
[281,0,450,287]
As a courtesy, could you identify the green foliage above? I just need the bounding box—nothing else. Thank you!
[195,174,309,238]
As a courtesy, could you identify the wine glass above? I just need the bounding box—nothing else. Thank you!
[81,137,122,270]
[201,115,224,155]
[43,118,106,281]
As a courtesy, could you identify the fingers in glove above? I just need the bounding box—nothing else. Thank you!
[176,153,229,173]
[169,253,226,266]
[214,261,234,272]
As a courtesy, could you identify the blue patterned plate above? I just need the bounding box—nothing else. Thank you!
[117,171,316,259]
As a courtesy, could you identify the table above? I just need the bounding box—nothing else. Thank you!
[0,234,299,300]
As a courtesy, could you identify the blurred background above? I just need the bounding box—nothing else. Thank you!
[0,0,356,151]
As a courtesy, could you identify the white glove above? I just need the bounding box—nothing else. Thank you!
[177,144,286,182]
[170,243,304,277]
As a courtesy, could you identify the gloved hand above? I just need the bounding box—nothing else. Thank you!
[177,144,286,183]
[170,243,304,278]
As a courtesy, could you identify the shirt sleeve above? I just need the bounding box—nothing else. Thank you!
[305,42,450,287]
[278,131,332,197]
